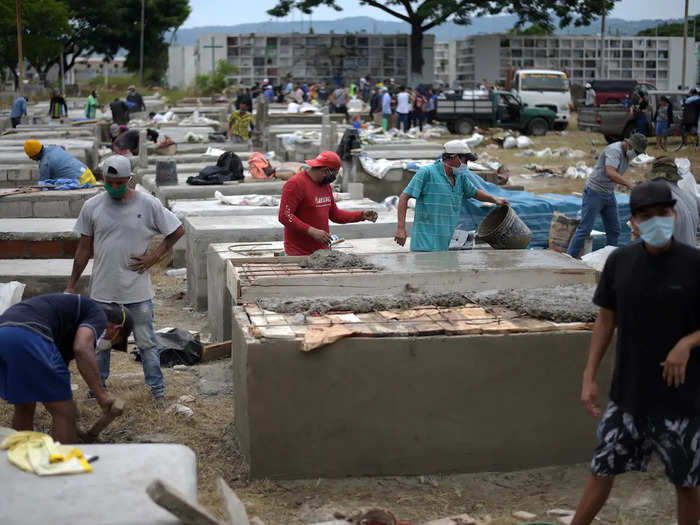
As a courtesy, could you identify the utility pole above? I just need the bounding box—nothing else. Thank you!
[682,0,689,88]
[599,3,606,79]
[139,0,145,87]
[16,0,23,94]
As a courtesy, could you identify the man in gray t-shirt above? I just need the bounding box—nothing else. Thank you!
[567,133,646,258]
[67,155,183,404]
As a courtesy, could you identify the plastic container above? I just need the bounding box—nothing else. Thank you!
[477,204,532,249]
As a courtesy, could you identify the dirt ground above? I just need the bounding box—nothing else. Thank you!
[1,118,696,524]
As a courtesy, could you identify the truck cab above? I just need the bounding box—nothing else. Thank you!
[436,89,556,135]
[511,69,572,130]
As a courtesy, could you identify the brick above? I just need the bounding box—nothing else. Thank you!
[28,240,63,257]
[0,240,27,257]
[63,239,79,256]
[33,200,71,218]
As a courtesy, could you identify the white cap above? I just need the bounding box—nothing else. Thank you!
[263,78,269,83]
[585,83,592,88]
[102,155,132,179]
[443,140,472,155]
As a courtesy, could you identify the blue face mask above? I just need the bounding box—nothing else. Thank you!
[637,216,675,247]
[452,161,469,176]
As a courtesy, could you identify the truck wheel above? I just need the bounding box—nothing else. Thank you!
[553,122,568,131]
[446,121,456,134]
[527,117,549,136]
[455,118,475,135]
[622,123,635,139]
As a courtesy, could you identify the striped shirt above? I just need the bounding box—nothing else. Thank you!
[403,160,478,251]
[228,111,255,141]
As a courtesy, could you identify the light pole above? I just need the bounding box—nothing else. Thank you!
[16,0,23,94]
[139,0,145,87]
[682,0,689,88]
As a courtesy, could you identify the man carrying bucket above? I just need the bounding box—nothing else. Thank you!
[394,140,508,251]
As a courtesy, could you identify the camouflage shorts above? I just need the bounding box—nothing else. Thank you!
[591,401,700,488]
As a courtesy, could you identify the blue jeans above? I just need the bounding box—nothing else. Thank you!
[398,112,410,132]
[96,299,165,398]
[566,186,620,258]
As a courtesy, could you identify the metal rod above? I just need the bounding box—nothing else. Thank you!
[16,0,23,94]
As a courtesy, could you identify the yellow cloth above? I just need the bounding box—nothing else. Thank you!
[228,110,255,141]
[79,168,97,186]
[24,139,42,158]
[1,431,92,476]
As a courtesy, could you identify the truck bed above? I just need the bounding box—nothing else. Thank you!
[578,105,634,139]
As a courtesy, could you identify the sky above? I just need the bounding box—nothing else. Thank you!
[182,0,700,28]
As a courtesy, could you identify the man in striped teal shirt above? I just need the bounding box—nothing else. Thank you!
[394,140,509,251]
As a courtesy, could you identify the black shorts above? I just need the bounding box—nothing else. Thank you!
[591,401,700,488]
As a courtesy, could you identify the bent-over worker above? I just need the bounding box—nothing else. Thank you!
[566,133,646,258]
[112,128,159,156]
[0,294,133,443]
[278,150,378,255]
[394,140,509,251]
[24,139,97,185]
[66,155,184,407]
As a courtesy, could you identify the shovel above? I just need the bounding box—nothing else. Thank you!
[79,398,125,442]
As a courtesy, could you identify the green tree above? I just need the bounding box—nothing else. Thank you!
[637,15,700,41]
[0,0,73,87]
[511,23,554,36]
[267,0,620,80]
[195,59,239,95]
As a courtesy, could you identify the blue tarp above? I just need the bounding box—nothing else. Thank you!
[459,171,632,250]
[39,179,94,191]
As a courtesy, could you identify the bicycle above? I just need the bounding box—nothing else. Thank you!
[660,124,699,152]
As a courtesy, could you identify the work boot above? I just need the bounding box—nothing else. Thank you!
[154,397,167,410]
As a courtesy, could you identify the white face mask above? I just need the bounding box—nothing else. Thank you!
[96,334,112,353]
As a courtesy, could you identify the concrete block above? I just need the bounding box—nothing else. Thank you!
[33,199,72,218]
[231,316,615,479]
[7,169,33,182]
[0,200,33,218]
[0,218,78,241]
[0,259,91,296]
[0,443,196,525]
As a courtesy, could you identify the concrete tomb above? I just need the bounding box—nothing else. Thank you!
[231,298,613,479]
[185,213,414,310]
[0,188,101,218]
[207,238,411,341]
[0,443,196,525]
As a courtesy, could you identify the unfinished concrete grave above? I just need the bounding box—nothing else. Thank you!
[207,238,411,341]
[0,259,92,296]
[186,213,414,310]
[231,300,613,479]
[226,250,597,305]
[142,177,287,206]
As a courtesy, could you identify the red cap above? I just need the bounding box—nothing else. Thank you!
[305,150,341,171]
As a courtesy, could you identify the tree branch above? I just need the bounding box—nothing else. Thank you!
[399,0,415,18]
[361,0,411,23]
[422,10,455,31]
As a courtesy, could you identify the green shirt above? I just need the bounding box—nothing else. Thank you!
[86,95,98,119]
[403,160,478,252]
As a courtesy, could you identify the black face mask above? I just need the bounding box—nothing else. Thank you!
[321,170,337,185]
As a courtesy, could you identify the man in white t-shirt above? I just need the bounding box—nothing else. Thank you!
[66,155,184,406]
[396,86,411,132]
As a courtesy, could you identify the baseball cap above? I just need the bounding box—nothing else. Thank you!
[443,140,473,155]
[630,180,676,214]
[24,139,43,158]
[626,133,647,154]
[646,156,681,183]
[305,150,341,171]
[102,155,132,179]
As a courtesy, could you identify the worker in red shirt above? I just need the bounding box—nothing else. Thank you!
[279,150,378,255]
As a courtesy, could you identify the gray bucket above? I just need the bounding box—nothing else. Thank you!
[155,160,177,186]
[477,205,532,249]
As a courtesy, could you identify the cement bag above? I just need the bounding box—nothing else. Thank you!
[0,281,25,315]
[503,136,517,149]
[516,136,532,148]
[581,245,617,272]
[548,212,580,253]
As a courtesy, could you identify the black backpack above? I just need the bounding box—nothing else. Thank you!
[216,151,244,180]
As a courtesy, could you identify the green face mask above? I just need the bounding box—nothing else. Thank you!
[104,181,128,199]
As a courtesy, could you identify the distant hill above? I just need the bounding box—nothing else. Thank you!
[168,15,695,45]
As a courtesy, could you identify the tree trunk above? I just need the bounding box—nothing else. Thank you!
[410,25,424,77]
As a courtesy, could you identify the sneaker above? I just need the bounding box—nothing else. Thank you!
[154,397,167,410]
